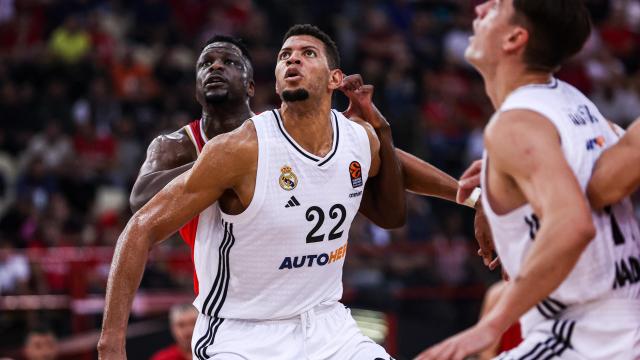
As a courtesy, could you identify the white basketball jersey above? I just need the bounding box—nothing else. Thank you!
[481,78,640,330]
[192,109,371,320]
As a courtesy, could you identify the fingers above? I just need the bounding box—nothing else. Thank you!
[340,74,364,92]
[489,256,500,270]
[460,160,483,181]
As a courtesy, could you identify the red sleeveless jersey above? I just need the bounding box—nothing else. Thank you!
[178,119,206,295]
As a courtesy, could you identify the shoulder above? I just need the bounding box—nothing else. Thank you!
[200,120,258,164]
[147,127,197,164]
[485,110,559,150]
[626,120,640,144]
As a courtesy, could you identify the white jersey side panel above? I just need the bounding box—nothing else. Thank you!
[480,79,640,332]
[194,109,371,320]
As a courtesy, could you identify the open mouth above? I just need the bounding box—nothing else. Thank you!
[205,75,227,87]
[284,68,302,80]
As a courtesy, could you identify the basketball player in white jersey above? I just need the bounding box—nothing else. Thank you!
[98,24,401,359]
[417,1,640,359]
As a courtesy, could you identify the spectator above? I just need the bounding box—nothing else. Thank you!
[0,236,29,294]
[23,327,58,360]
[48,15,91,64]
[151,303,198,360]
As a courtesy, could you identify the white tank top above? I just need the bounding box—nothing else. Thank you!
[192,109,371,320]
[481,78,640,332]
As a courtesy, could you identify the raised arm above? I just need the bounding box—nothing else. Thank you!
[130,133,196,213]
[98,123,257,359]
[588,120,640,209]
[340,75,406,229]
[418,110,595,359]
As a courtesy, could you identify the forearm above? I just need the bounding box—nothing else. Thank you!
[130,162,195,212]
[360,126,407,228]
[588,149,640,209]
[398,149,458,202]
[98,221,153,349]
[482,217,594,333]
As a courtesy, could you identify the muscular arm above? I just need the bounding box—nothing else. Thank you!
[98,123,256,358]
[481,111,595,335]
[130,134,196,213]
[357,109,407,228]
[588,120,640,209]
[398,149,459,201]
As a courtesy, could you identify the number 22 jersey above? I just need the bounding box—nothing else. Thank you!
[192,109,372,320]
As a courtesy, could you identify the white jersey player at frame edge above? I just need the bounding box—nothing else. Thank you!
[416,1,639,360]
[481,78,640,360]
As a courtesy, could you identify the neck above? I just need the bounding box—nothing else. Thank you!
[179,344,191,359]
[201,100,253,139]
[482,63,552,109]
[279,95,333,156]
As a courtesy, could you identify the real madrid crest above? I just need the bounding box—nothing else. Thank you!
[279,165,298,191]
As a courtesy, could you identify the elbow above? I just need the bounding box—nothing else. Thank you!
[575,217,596,246]
[378,206,408,229]
[587,186,621,211]
[129,192,143,214]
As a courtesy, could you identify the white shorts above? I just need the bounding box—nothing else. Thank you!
[191,302,393,360]
[496,298,640,360]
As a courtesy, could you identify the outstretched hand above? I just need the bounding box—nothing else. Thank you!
[414,321,501,360]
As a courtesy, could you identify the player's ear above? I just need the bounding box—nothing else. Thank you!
[504,26,528,55]
[328,69,344,91]
[247,80,255,98]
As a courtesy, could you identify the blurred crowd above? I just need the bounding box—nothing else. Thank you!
[1,0,640,354]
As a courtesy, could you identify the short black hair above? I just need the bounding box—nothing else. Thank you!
[202,35,253,64]
[512,0,592,72]
[282,24,340,69]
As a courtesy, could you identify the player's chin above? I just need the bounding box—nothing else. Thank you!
[204,90,230,104]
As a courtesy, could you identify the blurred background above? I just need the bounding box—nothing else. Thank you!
[0,0,639,359]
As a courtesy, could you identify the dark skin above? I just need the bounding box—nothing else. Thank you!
[129,42,255,214]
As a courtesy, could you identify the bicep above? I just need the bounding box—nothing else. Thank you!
[354,119,380,176]
[139,169,223,242]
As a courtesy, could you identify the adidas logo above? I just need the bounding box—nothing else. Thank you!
[284,196,301,208]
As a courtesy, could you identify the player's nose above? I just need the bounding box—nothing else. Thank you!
[286,51,302,66]
[475,1,491,19]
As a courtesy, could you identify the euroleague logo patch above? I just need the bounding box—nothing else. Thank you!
[279,165,298,191]
[349,161,362,188]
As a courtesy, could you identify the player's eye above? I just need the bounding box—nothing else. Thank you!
[279,52,290,60]
[304,49,316,57]
[225,59,237,66]
[201,61,212,68]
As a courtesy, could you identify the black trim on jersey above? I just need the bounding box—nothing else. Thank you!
[517,319,575,360]
[207,222,235,318]
[201,222,231,314]
[536,297,567,319]
[317,111,340,166]
[272,109,340,166]
[195,222,235,358]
